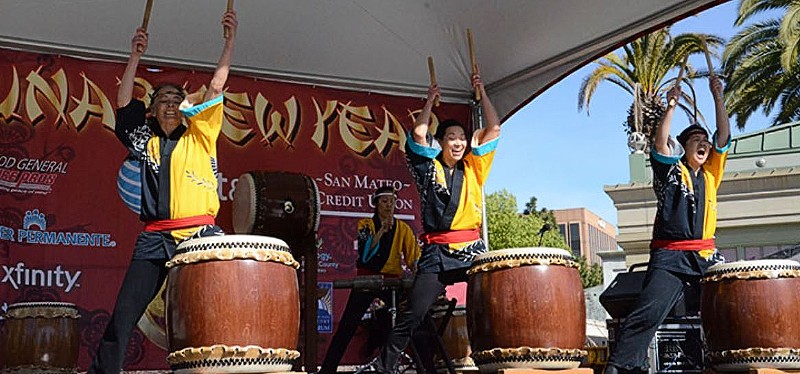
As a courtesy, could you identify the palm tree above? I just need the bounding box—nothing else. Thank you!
[736,0,800,70]
[723,0,800,129]
[578,28,723,150]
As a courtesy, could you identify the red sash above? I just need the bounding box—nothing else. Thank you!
[650,238,716,251]
[420,228,481,245]
[144,215,215,232]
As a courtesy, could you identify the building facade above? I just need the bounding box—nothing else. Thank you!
[553,208,618,265]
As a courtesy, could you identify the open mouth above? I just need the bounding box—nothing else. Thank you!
[697,148,707,157]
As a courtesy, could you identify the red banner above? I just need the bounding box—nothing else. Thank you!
[0,49,469,370]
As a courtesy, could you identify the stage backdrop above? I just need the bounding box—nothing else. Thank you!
[0,48,470,370]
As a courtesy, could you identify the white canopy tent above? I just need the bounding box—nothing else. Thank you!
[0,0,726,120]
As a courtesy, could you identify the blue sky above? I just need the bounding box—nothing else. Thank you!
[485,1,774,228]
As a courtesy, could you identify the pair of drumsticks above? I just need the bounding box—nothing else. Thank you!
[427,28,481,106]
[138,0,234,52]
[669,38,717,107]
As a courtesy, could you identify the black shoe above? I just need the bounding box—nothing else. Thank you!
[604,364,620,374]
[604,364,647,374]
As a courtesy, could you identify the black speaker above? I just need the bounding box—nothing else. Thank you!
[607,316,704,373]
[599,263,699,319]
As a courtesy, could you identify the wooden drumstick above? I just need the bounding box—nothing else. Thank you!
[138,0,154,53]
[467,28,480,101]
[141,0,154,31]
[427,56,440,107]
[669,56,688,107]
[702,38,715,78]
[224,0,234,39]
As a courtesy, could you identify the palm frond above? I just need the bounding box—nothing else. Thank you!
[736,0,792,26]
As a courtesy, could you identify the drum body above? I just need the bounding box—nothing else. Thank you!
[165,235,301,373]
[467,248,586,372]
[232,171,319,249]
[702,260,800,371]
[432,304,476,371]
[0,302,80,373]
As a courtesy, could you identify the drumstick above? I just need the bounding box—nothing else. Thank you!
[467,28,480,101]
[427,56,440,107]
[224,0,234,39]
[702,38,715,78]
[669,56,688,107]
[138,0,154,53]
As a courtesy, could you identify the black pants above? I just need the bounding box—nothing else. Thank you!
[319,288,392,374]
[607,267,700,371]
[88,259,168,374]
[375,269,467,373]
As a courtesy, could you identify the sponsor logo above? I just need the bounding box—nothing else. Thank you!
[317,282,333,333]
[1,262,82,293]
[0,156,69,195]
[317,252,339,274]
[0,209,116,248]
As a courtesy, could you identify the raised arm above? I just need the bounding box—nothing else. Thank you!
[709,76,730,147]
[654,86,680,155]
[201,10,238,104]
[473,71,500,144]
[117,28,148,108]
[412,84,441,145]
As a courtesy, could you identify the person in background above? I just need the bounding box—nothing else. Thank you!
[318,186,420,374]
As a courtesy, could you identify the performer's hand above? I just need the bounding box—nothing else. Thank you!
[471,67,486,96]
[131,28,148,56]
[427,84,441,104]
[666,85,681,108]
[709,75,723,101]
[222,10,238,41]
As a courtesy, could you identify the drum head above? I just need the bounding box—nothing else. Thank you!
[706,259,800,276]
[176,234,290,253]
[473,247,573,263]
[5,302,79,319]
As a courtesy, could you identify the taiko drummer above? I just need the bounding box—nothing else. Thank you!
[374,70,502,373]
[89,10,238,374]
[605,75,731,374]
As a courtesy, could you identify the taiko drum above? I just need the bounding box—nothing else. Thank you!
[702,259,800,371]
[467,248,586,372]
[232,171,319,252]
[0,302,80,373]
[431,303,477,371]
[165,235,301,373]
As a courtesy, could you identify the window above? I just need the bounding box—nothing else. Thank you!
[569,223,581,257]
[745,246,761,260]
[719,248,737,262]
[558,224,567,243]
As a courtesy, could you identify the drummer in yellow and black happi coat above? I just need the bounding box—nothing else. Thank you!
[375,71,501,374]
[605,76,731,374]
[89,10,238,374]
[318,187,420,374]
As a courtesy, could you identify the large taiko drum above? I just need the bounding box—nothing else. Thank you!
[467,248,586,372]
[0,302,80,373]
[702,259,800,371]
[432,303,477,371]
[232,171,320,249]
[165,235,301,373]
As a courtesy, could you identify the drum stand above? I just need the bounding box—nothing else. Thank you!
[353,287,458,374]
[354,286,412,374]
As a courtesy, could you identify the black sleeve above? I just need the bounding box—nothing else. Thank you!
[114,99,150,158]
